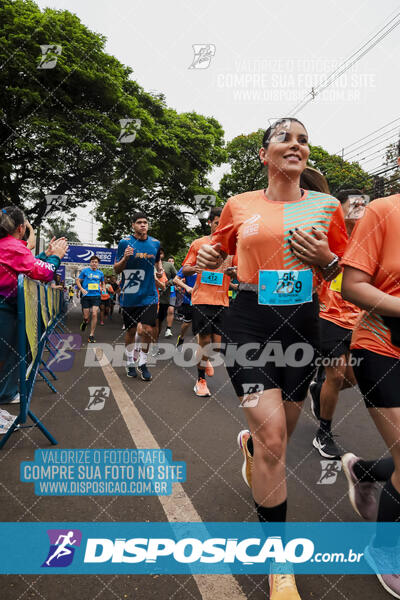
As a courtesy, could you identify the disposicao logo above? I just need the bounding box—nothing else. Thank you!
[83,536,314,564]
[42,529,82,567]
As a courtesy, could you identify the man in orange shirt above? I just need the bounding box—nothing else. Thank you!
[182,207,232,397]
[307,190,367,459]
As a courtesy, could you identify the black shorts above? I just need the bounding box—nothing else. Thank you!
[81,295,101,309]
[122,304,158,329]
[157,303,169,325]
[319,318,352,359]
[223,291,320,402]
[180,304,193,323]
[192,304,226,337]
[101,299,111,308]
[353,348,400,408]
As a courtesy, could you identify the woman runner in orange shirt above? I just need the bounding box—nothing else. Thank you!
[197,118,348,599]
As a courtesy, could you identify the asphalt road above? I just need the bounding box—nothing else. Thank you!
[0,304,391,600]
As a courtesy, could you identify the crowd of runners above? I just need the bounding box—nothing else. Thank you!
[1,116,400,599]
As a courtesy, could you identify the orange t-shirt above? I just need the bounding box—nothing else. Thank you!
[211,189,348,285]
[101,284,113,301]
[182,235,232,307]
[342,194,400,359]
[318,273,360,330]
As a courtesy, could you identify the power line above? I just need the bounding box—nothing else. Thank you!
[346,133,400,164]
[290,10,400,115]
[343,129,400,160]
[337,117,400,155]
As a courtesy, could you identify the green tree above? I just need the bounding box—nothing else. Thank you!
[95,109,227,249]
[42,215,80,243]
[0,0,179,225]
[378,139,400,197]
[219,130,266,199]
[308,146,372,193]
[218,130,372,198]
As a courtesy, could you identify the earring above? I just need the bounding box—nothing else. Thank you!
[263,161,267,165]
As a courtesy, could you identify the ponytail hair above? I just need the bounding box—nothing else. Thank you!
[300,167,330,194]
[0,206,26,239]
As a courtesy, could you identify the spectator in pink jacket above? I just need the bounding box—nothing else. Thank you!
[0,206,68,406]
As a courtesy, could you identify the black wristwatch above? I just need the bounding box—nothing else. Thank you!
[320,254,340,281]
[321,254,339,271]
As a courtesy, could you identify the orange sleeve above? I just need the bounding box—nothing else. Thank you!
[211,200,237,255]
[327,203,348,258]
[341,204,384,276]
[182,240,199,267]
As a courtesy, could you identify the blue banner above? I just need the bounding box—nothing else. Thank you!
[0,522,398,574]
[56,265,66,280]
[62,245,117,265]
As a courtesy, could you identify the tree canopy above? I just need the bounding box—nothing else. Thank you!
[0,0,226,244]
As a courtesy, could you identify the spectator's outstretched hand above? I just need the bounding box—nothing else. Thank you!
[46,237,68,258]
[49,238,68,259]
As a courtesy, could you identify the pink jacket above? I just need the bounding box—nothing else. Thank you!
[0,236,59,299]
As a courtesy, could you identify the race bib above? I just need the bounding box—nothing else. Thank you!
[201,271,224,286]
[258,269,312,306]
[330,272,343,293]
[88,283,99,291]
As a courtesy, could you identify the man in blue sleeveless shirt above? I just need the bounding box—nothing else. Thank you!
[114,213,162,381]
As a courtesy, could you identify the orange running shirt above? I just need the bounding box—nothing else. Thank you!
[318,273,360,330]
[182,235,232,307]
[211,189,348,285]
[342,194,400,359]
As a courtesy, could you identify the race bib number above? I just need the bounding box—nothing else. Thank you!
[258,269,312,305]
[123,269,146,294]
[330,272,343,293]
[88,283,99,291]
[201,271,224,286]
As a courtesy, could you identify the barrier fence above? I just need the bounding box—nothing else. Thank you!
[0,275,64,449]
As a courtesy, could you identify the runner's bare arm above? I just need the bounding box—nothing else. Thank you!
[75,278,87,295]
[173,276,191,293]
[342,266,400,317]
[155,259,163,276]
[114,246,134,274]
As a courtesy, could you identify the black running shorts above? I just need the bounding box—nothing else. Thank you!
[180,304,193,323]
[122,304,158,329]
[192,304,226,337]
[223,291,320,402]
[81,295,101,309]
[353,348,400,408]
[157,302,169,325]
[319,317,352,359]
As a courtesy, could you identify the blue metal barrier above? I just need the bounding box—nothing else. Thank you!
[0,275,63,449]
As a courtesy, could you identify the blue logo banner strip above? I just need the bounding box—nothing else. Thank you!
[0,522,399,574]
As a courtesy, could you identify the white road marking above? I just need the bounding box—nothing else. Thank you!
[97,349,247,600]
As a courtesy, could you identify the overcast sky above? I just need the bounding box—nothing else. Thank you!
[36,0,400,243]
